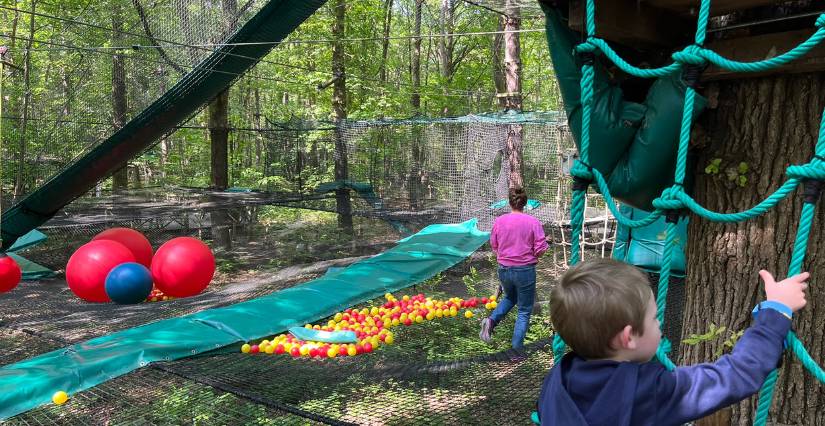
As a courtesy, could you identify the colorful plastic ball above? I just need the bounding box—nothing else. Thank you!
[0,254,22,293]
[465,310,473,318]
[274,345,284,355]
[250,345,260,354]
[241,344,251,353]
[66,240,136,303]
[363,342,373,353]
[52,391,68,405]
[290,347,300,356]
[92,228,153,269]
[151,237,215,298]
[104,263,153,304]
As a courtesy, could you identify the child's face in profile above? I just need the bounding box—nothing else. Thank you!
[632,292,662,363]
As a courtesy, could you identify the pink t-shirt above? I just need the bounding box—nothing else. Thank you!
[491,213,549,266]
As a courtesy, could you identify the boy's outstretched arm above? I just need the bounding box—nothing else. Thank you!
[654,272,809,425]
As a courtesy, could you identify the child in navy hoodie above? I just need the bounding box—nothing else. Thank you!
[537,258,809,426]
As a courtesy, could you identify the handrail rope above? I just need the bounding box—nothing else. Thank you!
[574,16,825,79]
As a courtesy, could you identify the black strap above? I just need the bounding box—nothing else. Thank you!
[803,179,824,204]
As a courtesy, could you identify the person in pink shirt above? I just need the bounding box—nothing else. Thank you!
[480,186,549,348]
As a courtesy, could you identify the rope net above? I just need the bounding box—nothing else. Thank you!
[554,0,825,423]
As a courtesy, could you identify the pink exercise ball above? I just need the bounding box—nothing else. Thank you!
[92,228,153,269]
[151,237,215,298]
[66,240,135,302]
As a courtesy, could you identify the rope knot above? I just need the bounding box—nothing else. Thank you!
[574,40,597,54]
[672,45,707,66]
[787,163,825,181]
[652,187,685,210]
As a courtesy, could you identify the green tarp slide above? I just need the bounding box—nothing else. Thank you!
[0,220,490,419]
[6,230,56,279]
[288,327,357,344]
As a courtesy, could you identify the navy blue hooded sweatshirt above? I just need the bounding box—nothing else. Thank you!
[537,308,791,426]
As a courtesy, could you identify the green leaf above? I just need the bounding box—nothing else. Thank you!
[739,162,748,174]
[683,338,700,345]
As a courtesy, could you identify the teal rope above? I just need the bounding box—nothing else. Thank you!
[576,16,825,80]
[753,369,779,425]
[553,333,566,364]
[655,222,678,323]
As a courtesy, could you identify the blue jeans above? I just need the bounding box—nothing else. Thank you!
[490,264,536,348]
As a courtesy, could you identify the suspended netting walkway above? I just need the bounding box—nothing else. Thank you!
[540,0,825,424]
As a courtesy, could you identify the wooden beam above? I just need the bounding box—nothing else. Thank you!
[569,0,689,48]
[642,0,787,17]
[702,28,825,80]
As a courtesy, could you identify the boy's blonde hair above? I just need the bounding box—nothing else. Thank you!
[551,258,652,360]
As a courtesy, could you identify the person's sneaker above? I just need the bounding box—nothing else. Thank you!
[479,318,494,344]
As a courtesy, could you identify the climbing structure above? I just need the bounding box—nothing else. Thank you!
[541,0,825,424]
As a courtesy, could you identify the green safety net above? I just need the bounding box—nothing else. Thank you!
[0,0,329,251]
[0,219,489,420]
[540,0,825,424]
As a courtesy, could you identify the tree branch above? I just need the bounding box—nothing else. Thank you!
[131,0,185,75]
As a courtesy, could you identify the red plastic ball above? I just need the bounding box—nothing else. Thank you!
[363,342,373,353]
[274,345,284,354]
[66,240,135,302]
[290,347,300,356]
[151,237,215,298]
[309,348,319,357]
[0,255,22,293]
[318,347,328,357]
[355,344,364,355]
[92,228,154,269]
[250,345,260,354]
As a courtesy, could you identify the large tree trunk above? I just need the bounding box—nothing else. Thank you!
[683,72,825,425]
[111,3,129,191]
[332,0,353,233]
[504,1,523,188]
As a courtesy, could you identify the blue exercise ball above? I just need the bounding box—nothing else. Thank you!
[105,262,154,304]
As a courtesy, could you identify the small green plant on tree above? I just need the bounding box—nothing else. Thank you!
[683,323,744,357]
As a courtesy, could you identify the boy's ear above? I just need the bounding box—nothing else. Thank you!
[618,325,636,350]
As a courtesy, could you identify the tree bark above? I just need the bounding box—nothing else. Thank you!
[332,0,352,233]
[439,0,455,115]
[683,72,825,425]
[493,15,507,109]
[379,0,394,84]
[411,0,423,111]
[14,0,35,200]
[208,0,238,250]
[111,2,129,191]
[504,1,523,188]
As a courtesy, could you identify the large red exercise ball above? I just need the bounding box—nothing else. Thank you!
[151,237,215,298]
[0,254,22,293]
[92,228,153,269]
[66,240,135,302]
[105,263,154,304]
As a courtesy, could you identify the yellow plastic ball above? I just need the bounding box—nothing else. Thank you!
[391,319,400,327]
[485,302,492,310]
[304,324,312,329]
[425,300,434,308]
[385,335,394,344]
[385,293,393,299]
[435,309,443,318]
[334,313,343,322]
[241,344,251,353]
[490,295,497,302]
[415,316,424,323]
[348,346,358,356]
[491,301,498,308]
[426,313,435,321]
[371,307,379,316]
[265,345,275,354]
[403,295,410,301]
[53,391,68,405]
[465,311,473,318]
